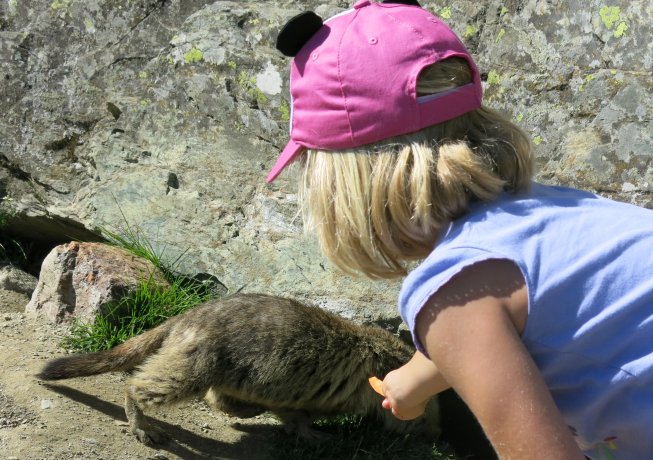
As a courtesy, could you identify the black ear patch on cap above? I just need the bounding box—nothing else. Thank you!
[382,0,421,6]
[276,11,324,57]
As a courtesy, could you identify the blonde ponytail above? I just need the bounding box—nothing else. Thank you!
[298,59,534,278]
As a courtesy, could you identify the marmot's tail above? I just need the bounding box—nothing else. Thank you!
[36,322,171,380]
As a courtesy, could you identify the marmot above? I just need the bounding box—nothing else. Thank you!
[37,294,440,445]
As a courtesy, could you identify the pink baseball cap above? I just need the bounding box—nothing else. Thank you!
[267,0,483,183]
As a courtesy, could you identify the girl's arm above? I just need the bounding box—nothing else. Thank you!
[416,259,584,460]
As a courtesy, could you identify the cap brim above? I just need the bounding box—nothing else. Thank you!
[266,139,304,183]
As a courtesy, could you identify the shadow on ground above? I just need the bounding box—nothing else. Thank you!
[41,383,279,459]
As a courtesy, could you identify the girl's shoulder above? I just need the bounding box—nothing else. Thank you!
[446,182,651,244]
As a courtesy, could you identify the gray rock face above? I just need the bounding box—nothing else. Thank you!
[26,242,168,323]
[2,1,652,320]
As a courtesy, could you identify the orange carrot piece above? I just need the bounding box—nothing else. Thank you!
[368,376,385,396]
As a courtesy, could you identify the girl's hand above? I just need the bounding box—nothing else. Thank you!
[379,351,449,420]
[381,384,429,420]
[382,394,429,420]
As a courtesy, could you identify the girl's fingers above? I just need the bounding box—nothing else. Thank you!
[382,398,407,420]
[390,404,425,421]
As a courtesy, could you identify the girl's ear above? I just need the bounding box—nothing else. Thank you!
[276,11,324,57]
[275,3,421,57]
[381,0,421,6]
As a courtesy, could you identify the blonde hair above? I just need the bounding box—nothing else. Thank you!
[298,58,534,279]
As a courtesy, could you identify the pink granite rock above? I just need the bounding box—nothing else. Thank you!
[26,242,168,323]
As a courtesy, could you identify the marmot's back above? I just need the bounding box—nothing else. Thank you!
[166,294,411,413]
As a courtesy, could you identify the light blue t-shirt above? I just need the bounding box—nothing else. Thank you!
[400,183,653,459]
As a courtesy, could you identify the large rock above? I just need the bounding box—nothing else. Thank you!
[26,242,168,323]
[0,266,38,296]
[1,0,652,320]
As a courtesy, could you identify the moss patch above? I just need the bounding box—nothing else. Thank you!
[279,100,290,123]
[50,0,71,10]
[487,70,501,85]
[463,25,477,38]
[599,6,621,29]
[599,6,628,37]
[237,70,268,107]
[184,47,204,64]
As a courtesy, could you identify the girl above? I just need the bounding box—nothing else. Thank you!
[268,1,653,458]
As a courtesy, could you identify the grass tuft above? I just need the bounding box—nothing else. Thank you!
[0,238,30,268]
[62,221,220,352]
[0,198,30,269]
[62,276,215,352]
[0,197,16,229]
[100,223,185,284]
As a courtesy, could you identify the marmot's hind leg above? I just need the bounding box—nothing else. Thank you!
[275,410,332,442]
[127,341,209,407]
[125,344,209,444]
[124,392,169,445]
[205,388,266,418]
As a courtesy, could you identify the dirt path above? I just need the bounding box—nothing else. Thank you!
[0,290,282,460]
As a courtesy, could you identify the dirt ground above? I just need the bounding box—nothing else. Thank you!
[0,289,284,460]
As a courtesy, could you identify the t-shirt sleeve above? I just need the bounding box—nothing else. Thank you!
[399,246,509,355]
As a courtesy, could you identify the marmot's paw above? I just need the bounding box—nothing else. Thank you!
[296,424,333,443]
[132,427,169,446]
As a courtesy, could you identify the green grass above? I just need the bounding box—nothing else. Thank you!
[0,237,30,267]
[100,222,184,284]
[61,275,216,352]
[62,222,221,352]
[0,196,15,229]
[0,198,22,265]
[269,415,456,460]
[0,200,34,272]
[0,209,14,229]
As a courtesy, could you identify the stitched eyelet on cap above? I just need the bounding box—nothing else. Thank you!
[427,17,438,22]
[368,37,378,45]
[311,52,319,60]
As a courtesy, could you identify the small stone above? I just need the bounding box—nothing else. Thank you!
[40,399,52,410]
